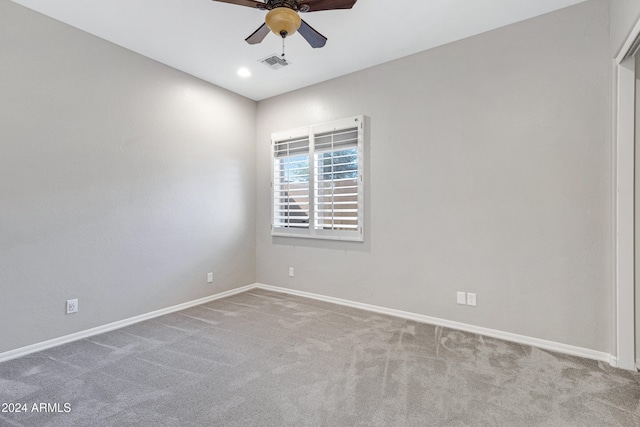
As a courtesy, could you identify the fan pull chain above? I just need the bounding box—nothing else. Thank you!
[281,36,286,61]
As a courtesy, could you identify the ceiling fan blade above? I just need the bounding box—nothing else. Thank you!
[245,23,270,45]
[298,19,327,48]
[211,0,265,9]
[299,0,357,12]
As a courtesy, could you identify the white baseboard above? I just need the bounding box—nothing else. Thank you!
[254,283,613,365]
[0,284,255,364]
[0,282,619,369]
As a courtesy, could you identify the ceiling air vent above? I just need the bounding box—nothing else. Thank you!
[260,54,290,70]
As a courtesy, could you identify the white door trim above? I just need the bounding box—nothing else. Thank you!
[614,21,640,371]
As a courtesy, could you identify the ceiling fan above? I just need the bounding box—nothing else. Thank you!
[211,0,357,49]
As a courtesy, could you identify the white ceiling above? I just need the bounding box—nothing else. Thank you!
[10,0,587,101]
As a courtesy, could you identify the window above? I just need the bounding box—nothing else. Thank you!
[271,115,364,241]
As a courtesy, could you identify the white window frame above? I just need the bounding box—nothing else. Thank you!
[271,115,365,241]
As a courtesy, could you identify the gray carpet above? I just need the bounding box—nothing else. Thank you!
[1,288,639,426]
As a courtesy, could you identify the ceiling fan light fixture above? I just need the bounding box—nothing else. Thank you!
[265,7,301,37]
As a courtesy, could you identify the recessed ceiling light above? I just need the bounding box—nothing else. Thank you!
[237,67,251,77]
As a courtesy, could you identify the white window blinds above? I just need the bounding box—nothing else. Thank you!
[271,115,364,241]
[273,135,310,229]
[314,128,359,232]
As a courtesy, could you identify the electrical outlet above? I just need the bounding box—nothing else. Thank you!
[207,272,214,283]
[456,292,466,305]
[467,293,477,307]
[289,267,294,277]
[66,299,78,314]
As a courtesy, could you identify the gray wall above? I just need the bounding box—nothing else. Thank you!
[256,0,612,352]
[611,0,640,56]
[0,1,256,353]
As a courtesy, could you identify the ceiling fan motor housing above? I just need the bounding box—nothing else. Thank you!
[265,7,301,37]
[217,0,349,48]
